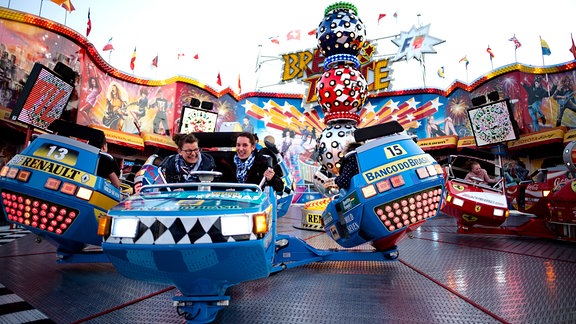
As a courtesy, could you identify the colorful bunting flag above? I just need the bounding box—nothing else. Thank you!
[152,54,158,67]
[307,29,316,36]
[130,47,136,71]
[86,8,91,37]
[437,66,445,78]
[238,74,242,93]
[540,37,551,56]
[570,33,576,60]
[102,37,114,51]
[509,35,522,49]
[486,46,494,60]
[50,0,75,13]
[287,30,301,41]
[378,14,386,24]
[217,72,222,86]
[270,36,280,45]
[459,55,469,69]
[193,54,199,59]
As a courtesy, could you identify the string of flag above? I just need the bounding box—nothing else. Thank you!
[44,5,576,88]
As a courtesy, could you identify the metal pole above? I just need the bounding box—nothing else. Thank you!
[255,44,262,91]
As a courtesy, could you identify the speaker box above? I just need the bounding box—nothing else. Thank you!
[487,91,499,102]
[200,101,213,110]
[54,62,76,84]
[471,95,487,107]
[190,98,201,107]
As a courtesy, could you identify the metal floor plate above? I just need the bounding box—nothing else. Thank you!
[1,207,576,323]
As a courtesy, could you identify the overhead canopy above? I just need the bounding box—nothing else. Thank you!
[457,136,477,151]
[507,127,566,151]
[90,124,144,150]
[564,128,576,145]
[141,131,177,151]
[417,135,458,152]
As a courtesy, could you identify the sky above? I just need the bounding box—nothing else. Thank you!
[2,0,576,94]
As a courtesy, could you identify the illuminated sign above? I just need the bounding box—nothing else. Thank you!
[10,63,74,131]
[280,44,392,104]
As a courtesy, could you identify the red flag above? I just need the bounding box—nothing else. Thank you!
[152,54,158,67]
[270,36,280,45]
[217,72,222,86]
[378,14,386,24]
[130,47,136,71]
[307,29,316,36]
[287,30,301,41]
[238,74,242,93]
[570,33,576,60]
[102,37,114,51]
[86,8,91,37]
[193,54,199,59]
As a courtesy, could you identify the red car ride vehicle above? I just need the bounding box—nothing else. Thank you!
[441,154,509,230]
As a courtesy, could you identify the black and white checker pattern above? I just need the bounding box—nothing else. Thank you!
[105,216,257,245]
[0,225,29,246]
[0,283,53,323]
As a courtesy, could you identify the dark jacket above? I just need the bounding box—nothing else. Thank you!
[160,152,215,183]
[259,142,284,178]
[334,152,359,189]
[218,151,284,192]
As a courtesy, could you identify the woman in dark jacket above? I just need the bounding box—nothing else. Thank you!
[160,133,215,183]
[218,132,284,192]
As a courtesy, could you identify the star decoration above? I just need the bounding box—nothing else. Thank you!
[242,100,256,113]
[391,24,445,62]
[387,100,400,112]
[405,98,420,110]
[263,100,275,111]
[363,101,376,114]
[281,101,293,113]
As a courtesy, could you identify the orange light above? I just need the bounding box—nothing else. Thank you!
[16,170,31,182]
[253,213,268,234]
[0,166,10,177]
[60,182,77,195]
[97,215,112,237]
[45,178,61,190]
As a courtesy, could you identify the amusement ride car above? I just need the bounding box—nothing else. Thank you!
[0,121,129,262]
[96,122,445,323]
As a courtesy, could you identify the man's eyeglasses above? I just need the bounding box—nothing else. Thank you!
[181,148,200,154]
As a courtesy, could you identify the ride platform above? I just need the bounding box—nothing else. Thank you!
[1,207,576,323]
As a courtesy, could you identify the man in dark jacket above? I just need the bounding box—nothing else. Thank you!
[160,133,215,183]
[217,132,284,192]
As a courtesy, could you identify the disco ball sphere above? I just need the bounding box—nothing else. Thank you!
[316,2,366,58]
[316,63,367,124]
[315,121,357,175]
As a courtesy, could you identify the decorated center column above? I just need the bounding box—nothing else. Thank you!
[313,2,368,184]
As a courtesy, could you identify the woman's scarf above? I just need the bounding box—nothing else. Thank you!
[175,153,203,182]
[234,152,255,183]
